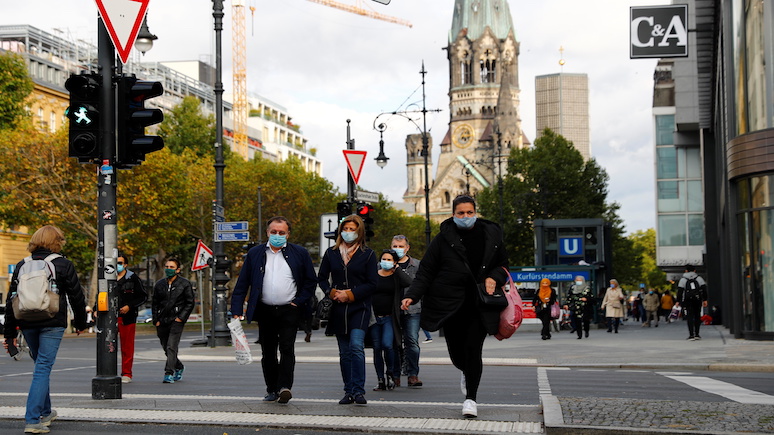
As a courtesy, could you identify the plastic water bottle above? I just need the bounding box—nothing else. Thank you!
[51,281,59,294]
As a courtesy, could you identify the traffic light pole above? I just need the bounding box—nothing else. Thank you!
[346,119,355,203]
[93,16,121,400]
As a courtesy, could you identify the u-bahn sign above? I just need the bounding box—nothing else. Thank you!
[630,5,688,58]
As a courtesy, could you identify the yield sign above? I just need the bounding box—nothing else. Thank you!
[95,0,150,64]
[343,150,367,185]
[191,239,214,271]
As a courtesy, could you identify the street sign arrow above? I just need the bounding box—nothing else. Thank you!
[343,150,367,185]
[94,0,150,64]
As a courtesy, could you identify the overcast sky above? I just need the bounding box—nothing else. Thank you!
[5,0,670,234]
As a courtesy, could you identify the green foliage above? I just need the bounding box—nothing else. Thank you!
[367,197,439,260]
[626,228,667,290]
[157,96,217,158]
[0,52,34,131]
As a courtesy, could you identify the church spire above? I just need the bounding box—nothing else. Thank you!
[450,0,515,43]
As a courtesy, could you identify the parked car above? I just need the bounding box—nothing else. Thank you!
[136,308,153,324]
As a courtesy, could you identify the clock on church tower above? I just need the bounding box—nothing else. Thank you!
[452,123,474,148]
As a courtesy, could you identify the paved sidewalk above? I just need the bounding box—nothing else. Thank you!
[1,319,773,434]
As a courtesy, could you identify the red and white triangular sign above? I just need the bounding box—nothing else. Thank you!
[94,0,150,64]
[343,150,367,185]
[191,240,214,271]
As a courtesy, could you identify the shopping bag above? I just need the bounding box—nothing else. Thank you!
[495,267,523,340]
[227,317,253,365]
[550,301,561,319]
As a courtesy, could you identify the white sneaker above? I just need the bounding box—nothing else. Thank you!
[462,399,477,418]
[460,373,467,395]
[121,376,132,383]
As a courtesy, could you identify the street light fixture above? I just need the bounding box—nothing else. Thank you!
[372,62,441,246]
[134,15,157,55]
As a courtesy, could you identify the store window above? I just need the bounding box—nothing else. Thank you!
[658,215,686,246]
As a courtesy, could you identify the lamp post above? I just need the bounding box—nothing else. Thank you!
[134,16,157,55]
[209,0,230,347]
[373,62,440,246]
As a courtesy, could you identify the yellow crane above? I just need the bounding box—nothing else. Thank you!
[230,0,410,160]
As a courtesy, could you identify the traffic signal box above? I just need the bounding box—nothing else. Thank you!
[116,74,164,168]
[65,73,102,163]
[337,201,353,224]
[356,202,375,240]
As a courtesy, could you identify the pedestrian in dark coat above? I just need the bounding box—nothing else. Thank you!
[566,276,594,339]
[152,258,195,384]
[402,195,508,419]
[533,278,557,340]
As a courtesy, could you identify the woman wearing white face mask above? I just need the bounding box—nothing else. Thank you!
[369,249,412,392]
[566,276,594,339]
[318,214,378,406]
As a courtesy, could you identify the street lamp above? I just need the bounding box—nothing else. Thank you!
[134,15,157,55]
[372,63,440,246]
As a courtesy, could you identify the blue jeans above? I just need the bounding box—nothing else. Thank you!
[401,313,421,377]
[336,328,366,395]
[369,316,394,379]
[22,326,65,424]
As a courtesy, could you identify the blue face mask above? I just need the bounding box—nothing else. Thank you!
[380,260,394,270]
[117,264,125,273]
[393,248,405,259]
[453,216,477,230]
[341,231,357,244]
[269,234,287,248]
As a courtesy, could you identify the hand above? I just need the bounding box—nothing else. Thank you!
[333,289,350,303]
[232,315,241,319]
[119,305,130,315]
[485,277,496,295]
[155,321,160,327]
[702,301,708,308]
[3,339,16,350]
[76,329,87,335]
[581,297,587,302]
[401,298,413,311]
[174,318,183,322]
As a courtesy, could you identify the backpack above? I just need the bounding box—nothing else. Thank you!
[12,254,62,321]
[683,277,702,303]
[495,267,523,341]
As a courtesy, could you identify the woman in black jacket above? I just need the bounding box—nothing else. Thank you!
[318,214,378,405]
[3,225,87,433]
[533,278,558,340]
[402,195,508,419]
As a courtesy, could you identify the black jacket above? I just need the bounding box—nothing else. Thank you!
[116,270,148,325]
[152,275,195,326]
[318,246,378,335]
[405,217,508,335]
[3,249,88,337]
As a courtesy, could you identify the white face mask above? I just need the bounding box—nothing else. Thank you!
[575,281,583,286]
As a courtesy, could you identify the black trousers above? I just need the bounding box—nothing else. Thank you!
[156,321,185,375]
[572,316,590,338]
[442,304,487,401]
[256,303,299,393]
[537,308,552,338]
[683,303,703,337]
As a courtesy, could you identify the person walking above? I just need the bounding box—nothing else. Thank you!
[642,288,660,327]
[231,216,317,403]
[370,249,411,391]
[601,279,625,333]
[676,264,708,340]
[152,257,195,384]
[660,290,675,323]
[3,225,88,434]
[533,278,557,340]
[318,214,378,406]
[391,234,423,388]
[566,276,594,339]
[401,195,508,418]
[114,252,147,383]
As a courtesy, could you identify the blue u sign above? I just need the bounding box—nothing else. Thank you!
[559,237,583,256]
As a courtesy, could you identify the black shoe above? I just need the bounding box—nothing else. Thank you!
[576,336,582,339]
[386,375,395,390]
[614,330,618,333]
[585,331,589,338]
[695,335,701,340]
[373,379,386,391]
[541,335,548,340]
[338,394,354,405]
[607,329,612,333]
[277,388,292,404]
[353,393,367,405]
[263,392,279,402]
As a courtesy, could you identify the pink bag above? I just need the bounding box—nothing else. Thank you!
[495,267,523,340]
[550,301,561,319]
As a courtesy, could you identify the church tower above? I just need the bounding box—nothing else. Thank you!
[405,0,526,220]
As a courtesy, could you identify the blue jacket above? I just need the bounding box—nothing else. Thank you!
[231,242,316,323]
[317,246,378,335]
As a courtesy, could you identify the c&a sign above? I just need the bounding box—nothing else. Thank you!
[630,5,688,58]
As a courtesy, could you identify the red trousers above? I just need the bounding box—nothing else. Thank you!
[117,317,137,378]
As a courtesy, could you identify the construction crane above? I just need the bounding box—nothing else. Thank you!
[229,0,410,160]
[306,0,412,28]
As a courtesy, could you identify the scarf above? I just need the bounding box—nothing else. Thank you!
[538,280,552,302]
[339,242,360,266]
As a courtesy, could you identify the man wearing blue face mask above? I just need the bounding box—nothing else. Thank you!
[402,195,508,419]
[231,216,317,404]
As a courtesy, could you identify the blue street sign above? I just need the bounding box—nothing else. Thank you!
[215,231,250,242]
[512,271,590,282]
[559,237,584,256]
[215,221,249,232]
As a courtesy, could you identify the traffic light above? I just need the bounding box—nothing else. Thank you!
[337,201,353,223]
[116,74,164,168]
[65,73,101,163]
[356,202,375,240]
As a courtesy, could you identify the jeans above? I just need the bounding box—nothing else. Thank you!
[117,317,136,378]
[401,313,421,377]
[369,316,394,379]
[336,328,366,395]
[156,321,185,375]
[257,303,299,393]
[22,326,65,424]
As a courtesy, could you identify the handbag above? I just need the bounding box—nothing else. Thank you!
[550,301,560,319]
[477,282,508,308]
[316,295,333,321]
[495,267,523,340]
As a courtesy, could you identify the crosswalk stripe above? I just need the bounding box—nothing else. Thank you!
[663,375,774,404]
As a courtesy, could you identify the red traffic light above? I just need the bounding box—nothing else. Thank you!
[357,204,374,216]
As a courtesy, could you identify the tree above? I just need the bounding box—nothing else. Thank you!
[157,96,217,158]
[0,52,34,131]
[627,228,667,290]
